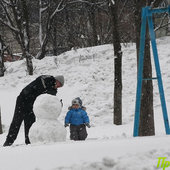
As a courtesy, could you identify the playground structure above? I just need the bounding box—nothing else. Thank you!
[133,6,170,137]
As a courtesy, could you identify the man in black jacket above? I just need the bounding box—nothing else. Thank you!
[3,75,64,146]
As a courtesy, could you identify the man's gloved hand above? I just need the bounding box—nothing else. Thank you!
[60,99,63,107]
[64,123,69,127]
[47,88,57,95]
[85,123,91,128]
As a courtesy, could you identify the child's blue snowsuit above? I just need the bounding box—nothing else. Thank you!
[65,108,90,140]
[65,108,89,125]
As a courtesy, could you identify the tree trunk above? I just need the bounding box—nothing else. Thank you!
[139,26,155,136]
[138,0,163,136]
[36,1,64,59]
[36,13,51,59]
[24,52,33,75]
[53,26,57,56]
[0,36,5,77]
[39,0,43,46]
[0,107,3,134]
[110,0,122,125]
[36,35,48,59]
[133,0,155,136]
[89,4,98,46]
[21,0,33,75]
[133,1,141,62]
[65,8,75,49]
[0,57,4,77]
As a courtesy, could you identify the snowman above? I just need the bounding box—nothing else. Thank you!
[29,94,66,144]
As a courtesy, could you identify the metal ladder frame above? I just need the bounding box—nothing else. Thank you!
[133,6,170,137]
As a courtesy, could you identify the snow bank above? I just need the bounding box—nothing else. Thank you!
[0,36,170,170]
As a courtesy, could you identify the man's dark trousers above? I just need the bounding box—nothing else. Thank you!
[6,95,35,145]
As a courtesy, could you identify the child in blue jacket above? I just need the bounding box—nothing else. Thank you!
[64,98,90,140]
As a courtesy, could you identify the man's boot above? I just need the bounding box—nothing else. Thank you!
[3,138,14,147]
[25,136,31,145]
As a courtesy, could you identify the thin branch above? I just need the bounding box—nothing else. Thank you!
[151,0,157,8]
[118,0,128,19]
[151,0,164,8]
[0,18,20,33]
[0,1,15,28]
[155,22,170,32]
[67,0,107,6]
[154,13,169,31]
[110,0,115,5]
[1,0,13,7]
[50,0,66,20]
[41,6,48,13]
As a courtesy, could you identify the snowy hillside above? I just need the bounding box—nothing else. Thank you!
[0,36,170,170]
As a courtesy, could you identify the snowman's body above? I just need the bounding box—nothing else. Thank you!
[29,94,66,143]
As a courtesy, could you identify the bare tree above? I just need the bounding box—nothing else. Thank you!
[84,0,110,46]
[154,2,170,36]
[0,0,33,75]
[109,0,122,125]
[36,0,66,59]
[133,0,163,136]
[1,0,111,59]
[0,35,6,77]
[36,0,108,59]
[0,107,3,134]
[87,0,98,46]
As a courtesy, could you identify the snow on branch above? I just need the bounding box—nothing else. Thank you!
[154,13,169,31]
[110,0,115,5]
[40,6,48,13]
[150,0,165,8]
[67,0,107,6]
[151,0,157,8]
[155,22,170,32]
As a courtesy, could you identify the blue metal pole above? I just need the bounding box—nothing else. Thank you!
[133,7,148,137]
[150,6,170,14]
[147,9,170,134]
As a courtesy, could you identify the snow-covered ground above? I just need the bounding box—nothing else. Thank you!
[0,36,170,170]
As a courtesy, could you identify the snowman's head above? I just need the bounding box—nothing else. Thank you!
[34,94,62,119]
